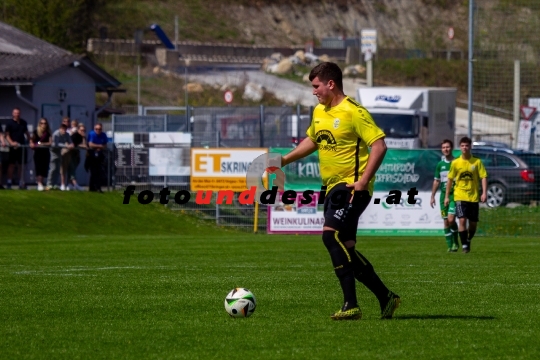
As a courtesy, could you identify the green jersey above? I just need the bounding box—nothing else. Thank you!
[434,158,454,196]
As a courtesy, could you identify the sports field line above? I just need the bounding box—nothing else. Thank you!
[12,265,176,274]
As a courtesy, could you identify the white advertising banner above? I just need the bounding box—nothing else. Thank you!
[267,191,444,236]
[356,191,444,236]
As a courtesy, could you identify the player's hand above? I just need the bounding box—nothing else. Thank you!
[430,196,436,208]
[346,180,368,203]
[481,193,487,203]
[444,197,449,207]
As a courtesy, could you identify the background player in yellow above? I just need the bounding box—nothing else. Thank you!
[430,139,459,252]
[279,62,400,320]
[445,137,488,253]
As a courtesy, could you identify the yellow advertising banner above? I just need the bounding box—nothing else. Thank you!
[190,148,267,191]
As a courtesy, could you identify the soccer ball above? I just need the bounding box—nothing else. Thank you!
[224,288,256,318]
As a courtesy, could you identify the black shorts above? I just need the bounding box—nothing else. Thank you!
[455,201,479,222]
[8,147,28,165]
[323,183,372,240]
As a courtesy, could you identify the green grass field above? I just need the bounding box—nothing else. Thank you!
[1,192,539,359]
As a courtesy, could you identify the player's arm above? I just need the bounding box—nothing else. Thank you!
[481,177,487,203]
[347,108,387,194]
[431,163,441,208]
[445,162,456,206]
[0,131,5,147]
[357,138,386,189]
[430,179,440,208]
[282,137,317,166]
[444,178,453,206]
[479,160,488,203]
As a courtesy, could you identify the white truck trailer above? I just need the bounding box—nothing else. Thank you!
[356,87,457,149]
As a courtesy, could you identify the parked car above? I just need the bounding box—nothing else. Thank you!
[470,148,540,207]
[473,140,512,149]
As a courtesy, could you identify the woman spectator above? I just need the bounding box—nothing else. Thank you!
[29,118,52,191]
[67,124,87,191]
[69,119,78,136]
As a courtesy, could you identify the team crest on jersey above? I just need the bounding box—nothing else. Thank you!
[333,118,340,129]
[460,171,473,180]
[315,130,337,151]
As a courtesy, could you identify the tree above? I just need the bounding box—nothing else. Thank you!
[1,0,103,52]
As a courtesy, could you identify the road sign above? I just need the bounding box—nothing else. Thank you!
[224,90,233,104]
[361,29,377,54]
[520,105,536,120]
[448,27,455,40]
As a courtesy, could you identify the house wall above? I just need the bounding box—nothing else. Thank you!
[31,67,97,186]
[0,86,37,129]
[33,67,96,131]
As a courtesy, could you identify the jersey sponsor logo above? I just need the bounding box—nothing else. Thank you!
[315,130,337,151]
[471,165,476,170]
[459,171,473,180]
[440,170,449,183]
[375,95,401,103]
[333,118,340,129]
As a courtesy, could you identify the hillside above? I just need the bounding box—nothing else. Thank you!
[95,0,468,50]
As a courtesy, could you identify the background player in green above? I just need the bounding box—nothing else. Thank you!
[430,139,459,252]
[445,137,488,253]
[279,62,400,320]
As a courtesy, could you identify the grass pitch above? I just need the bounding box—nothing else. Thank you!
[1,192,539,359]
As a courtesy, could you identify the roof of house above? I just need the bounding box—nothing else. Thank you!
[0,21,121,91]
[0,21,70,56]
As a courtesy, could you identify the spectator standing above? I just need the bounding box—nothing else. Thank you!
[0,126,6,189]
[69,119,78,135]
[46,123,73,190]
[29,118,52,191]
[87,123,108,192]
[59,117,72,190]
[5,108,30,189]
[67,124,87,191]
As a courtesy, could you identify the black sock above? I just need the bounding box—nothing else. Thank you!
[459,231,469,247]
[339,272,358,310]
[468,229,476,241]
[350,249,390,302]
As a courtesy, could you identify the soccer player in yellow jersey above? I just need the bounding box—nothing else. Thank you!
[280,62,400,320]
[445,137,488,253]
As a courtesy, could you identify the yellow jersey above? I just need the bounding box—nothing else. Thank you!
[306,96,385,194]
[447,155,488,202]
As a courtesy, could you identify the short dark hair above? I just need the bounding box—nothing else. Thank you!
[309,62,343,92]
[60,124,68,130]
[442,139,453,148]
[460,136,472,145]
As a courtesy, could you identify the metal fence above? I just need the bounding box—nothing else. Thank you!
[0,144,114,191]
[473,0,540,152]
[109,105,311,231]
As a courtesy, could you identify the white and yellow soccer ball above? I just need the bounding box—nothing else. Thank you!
[224,288,256,318]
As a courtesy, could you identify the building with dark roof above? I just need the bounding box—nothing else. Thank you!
[0,20,123,132]
[0,21,124,186]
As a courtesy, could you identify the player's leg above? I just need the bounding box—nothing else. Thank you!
[343,189,400,319]
[466,202,480,252]
[322,184,360,320]
[440,194,454,251]
[448,197,459,251]
[455,201,470,252]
